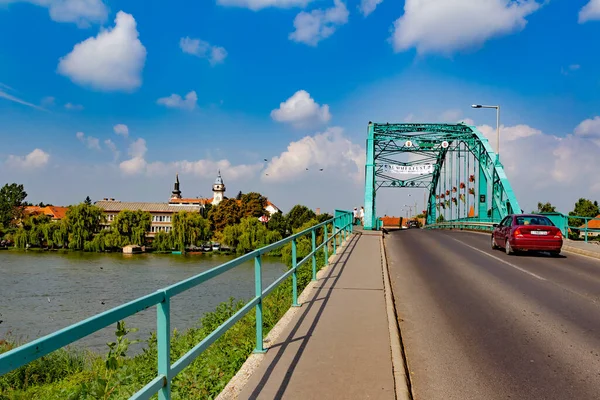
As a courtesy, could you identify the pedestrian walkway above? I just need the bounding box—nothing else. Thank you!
[563,238,600,260]
[237,233,396,400]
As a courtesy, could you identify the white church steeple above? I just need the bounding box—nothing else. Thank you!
[212,170,226,205]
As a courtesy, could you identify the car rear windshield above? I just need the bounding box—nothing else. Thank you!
[515,216,554,226]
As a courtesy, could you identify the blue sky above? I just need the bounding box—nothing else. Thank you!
[1,0,600,215]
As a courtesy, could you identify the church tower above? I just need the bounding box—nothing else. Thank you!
[212,170,226,205]
[171,173,182,200]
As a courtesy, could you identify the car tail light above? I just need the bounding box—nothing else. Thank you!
[554,230,563,239]
[514,228,523,238]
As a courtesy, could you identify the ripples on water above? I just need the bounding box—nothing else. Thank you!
[0,250,287,354]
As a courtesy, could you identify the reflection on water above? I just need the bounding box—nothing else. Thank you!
[0,251,286,354]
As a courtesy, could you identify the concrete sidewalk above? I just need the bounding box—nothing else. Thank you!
[237,233,396,400]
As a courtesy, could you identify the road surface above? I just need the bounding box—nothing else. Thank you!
[385,229,600,400]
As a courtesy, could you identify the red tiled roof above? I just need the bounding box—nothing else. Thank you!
[169,198,213,205]
[579,214,600,229]
[24,206,68,220]
[47,206,68,220]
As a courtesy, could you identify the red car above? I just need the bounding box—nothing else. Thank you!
[491,214,563,256]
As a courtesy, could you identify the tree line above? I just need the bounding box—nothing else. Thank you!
[0,183,331,253]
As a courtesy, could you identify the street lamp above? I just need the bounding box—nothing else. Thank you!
[471,104,500,159]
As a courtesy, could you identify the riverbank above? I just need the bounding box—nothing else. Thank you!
[0,248,327,399]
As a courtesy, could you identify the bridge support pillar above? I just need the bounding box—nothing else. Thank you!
[364,122,377,230]
[427,191,436,225]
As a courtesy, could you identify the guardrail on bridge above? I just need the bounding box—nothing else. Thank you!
[0,211,354,400]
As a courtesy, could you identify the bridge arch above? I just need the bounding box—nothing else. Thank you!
[363,122,521,229]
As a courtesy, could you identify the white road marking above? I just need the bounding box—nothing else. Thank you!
[448,236,547,281]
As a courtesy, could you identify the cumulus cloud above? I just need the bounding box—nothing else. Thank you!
[2,0,108,27]
[104,139,119,160]
[391,0,541,54]
[57,11,147,91]
[179,37,228,65]
[65,102,84,110]
[271,90,331,127]
[76,131,101,150]
[156,91,198,110]
[359,0,383,16]
[113,124,129,137]
[5,148,50,169]
[263,127,364,183]
[579,0,600,23]
[289,0,349,46]
[574,116,600,144]
[216,0,311,10]
[117,137,261,179]
[119,138,147,175]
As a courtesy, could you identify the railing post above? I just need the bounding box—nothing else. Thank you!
[254,254,266,353]
[157,292,171,400]
[333,225,337,255]
[324,224,329,266]
[311,229,317,281]
[292,239,299,307]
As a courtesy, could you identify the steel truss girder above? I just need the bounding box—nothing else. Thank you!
[363,122,521,230]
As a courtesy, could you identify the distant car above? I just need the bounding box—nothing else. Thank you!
[407,221,419,229]
[491,214,563,256]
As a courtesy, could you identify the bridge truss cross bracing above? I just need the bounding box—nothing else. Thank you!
[363,122,521,229]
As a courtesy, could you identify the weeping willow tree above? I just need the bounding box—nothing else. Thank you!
[222,217,283,255]
[110,210,152,247]
[171,211,211,251]
[65,203,104,250]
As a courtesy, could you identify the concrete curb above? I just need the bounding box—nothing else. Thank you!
[562,245,600,260]
[216,234,355,400]
[380,236,412,400]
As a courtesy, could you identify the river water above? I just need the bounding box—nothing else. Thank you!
[0,251,287,354]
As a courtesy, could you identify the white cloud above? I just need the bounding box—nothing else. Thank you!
[76,131,101,150]
[271,90,331,127]
[65,102,84,110]
[57,11,147,92]
[0,88,46,111]
[216,0,311,11]
[113,124,129,137]
[5,148,50,169]
[579,0,600,23]
[117,136,261,179]
[157,91,198,110]
[359,0,383,16]
[263,126,364,183]
[104,139,119,160]
[289,0,349,46]
[440,109,462,122]
[119,138,147,175]
[179,37,228,66]
[2,0,108,27]
[391,0,541,54]
[574,116,600,144]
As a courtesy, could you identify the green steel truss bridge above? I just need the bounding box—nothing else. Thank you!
[363,122,521,229]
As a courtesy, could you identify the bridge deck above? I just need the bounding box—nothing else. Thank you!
[236,232,396,400]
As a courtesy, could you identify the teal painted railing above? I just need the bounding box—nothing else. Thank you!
[0,211,354,399]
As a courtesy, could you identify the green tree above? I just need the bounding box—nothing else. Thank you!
[569,198,600,227]
[534,202,556,213]
[0,183,28,228]
[267,211,289,237]
[222,217,282,254]
[111,210,152,247]
[153,231,174,251]
[285,205,316,230]
[84,196,92,206]
[65,203,105,250]
[172,211,211,251]
[209,199,242,231]
[240,192,267,218]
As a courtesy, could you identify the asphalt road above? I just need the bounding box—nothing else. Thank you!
[385,229,600,400]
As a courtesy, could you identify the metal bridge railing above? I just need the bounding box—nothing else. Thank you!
[0,211,354,400]
[425,214,600,243]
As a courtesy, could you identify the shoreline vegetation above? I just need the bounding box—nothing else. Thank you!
[1,182,335,399]
[0,220,331,399]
